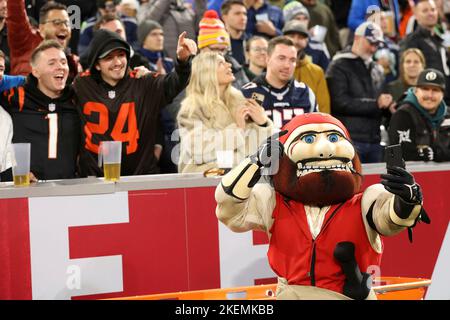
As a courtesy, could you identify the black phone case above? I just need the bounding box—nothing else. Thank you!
[385,144,405,168]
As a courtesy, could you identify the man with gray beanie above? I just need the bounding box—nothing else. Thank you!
[283,1,329,71]
[138,20,174,75]
[282,20,331,114]
[283,0,310,23]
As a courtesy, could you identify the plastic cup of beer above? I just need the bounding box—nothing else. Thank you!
[383,11,396,38]
[99,141,122,182]
[11,143,31,187]
[216,150,234,169]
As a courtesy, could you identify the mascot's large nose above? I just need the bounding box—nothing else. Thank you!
[317,137,335,158]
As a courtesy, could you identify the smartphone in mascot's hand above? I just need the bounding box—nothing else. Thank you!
[385,144,405,169]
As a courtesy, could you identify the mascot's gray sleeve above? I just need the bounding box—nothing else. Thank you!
[215,158,276,233]
[361,184,422,252]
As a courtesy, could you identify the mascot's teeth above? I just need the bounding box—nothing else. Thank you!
[297,163,352,173]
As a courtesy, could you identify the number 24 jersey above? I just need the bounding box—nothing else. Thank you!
[73,71,167,177]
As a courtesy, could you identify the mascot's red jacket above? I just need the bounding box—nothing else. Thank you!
[215,113,428,300]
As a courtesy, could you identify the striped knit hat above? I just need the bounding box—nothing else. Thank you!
[197,10,231,50]
[283,1,310,22]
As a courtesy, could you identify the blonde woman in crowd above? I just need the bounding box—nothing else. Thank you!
[385,48,426,104]
[177,51,273,173]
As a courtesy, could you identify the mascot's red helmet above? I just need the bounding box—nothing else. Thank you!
[279,113,351,145]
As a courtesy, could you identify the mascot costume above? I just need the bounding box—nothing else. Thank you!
[215,113,429,300]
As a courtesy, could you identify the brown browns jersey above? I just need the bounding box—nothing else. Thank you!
[73,70,169,177]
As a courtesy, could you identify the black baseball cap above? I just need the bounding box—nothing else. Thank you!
[88,29,131,72]
[98,40,130,59]
[416,68,446,91]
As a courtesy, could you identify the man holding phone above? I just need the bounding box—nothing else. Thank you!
[243,0,284,38]
[388,68,450,162]
[242,36,317,129]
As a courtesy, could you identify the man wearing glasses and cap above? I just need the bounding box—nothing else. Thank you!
[7,1,81,80]
[326,21,393,163]
[389,68,450,162]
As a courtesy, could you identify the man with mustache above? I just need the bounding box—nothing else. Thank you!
[389,68,450,161]
[215,112,428,299]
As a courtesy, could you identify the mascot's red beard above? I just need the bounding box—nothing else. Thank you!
[272,155,363,207]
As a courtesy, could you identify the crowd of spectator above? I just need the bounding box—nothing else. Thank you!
[0,0,449,182]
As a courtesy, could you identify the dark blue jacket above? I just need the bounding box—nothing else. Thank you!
[245,1,284,38]
[304,40,330,72]
[241,73,317,129]
[138,48,175,74]
[207,0,224,15]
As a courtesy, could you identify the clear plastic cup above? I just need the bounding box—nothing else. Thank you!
[11,143,31,187]
[98,141,122,181]
[216,150,234,169]
[311,25,328,43]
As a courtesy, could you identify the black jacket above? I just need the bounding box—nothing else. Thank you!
[400,26,449,78]
[326,50,385,143]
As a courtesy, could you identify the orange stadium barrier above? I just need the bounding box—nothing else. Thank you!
[373,277,432,300]
[107,277,431,301]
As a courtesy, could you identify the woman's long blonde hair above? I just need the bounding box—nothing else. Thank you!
[400,48,426,85]
[180,51,245,124]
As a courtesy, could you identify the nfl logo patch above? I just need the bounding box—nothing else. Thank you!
[108,91,116,99]
[48,103,56,112]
